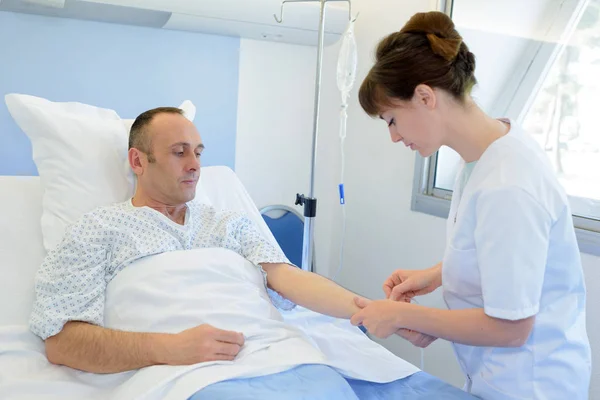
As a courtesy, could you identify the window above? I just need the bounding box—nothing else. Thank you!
[412,0,600,255]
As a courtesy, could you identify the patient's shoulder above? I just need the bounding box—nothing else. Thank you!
[66,201,132,234]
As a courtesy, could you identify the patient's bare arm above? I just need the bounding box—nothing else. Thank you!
[45,321,245,374]
[261,263,362,319]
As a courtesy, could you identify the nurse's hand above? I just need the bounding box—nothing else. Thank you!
[351,297,403,339]
[396,329,437,348]
[383,263,442,301]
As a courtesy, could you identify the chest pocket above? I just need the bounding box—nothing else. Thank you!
[443,245,483,308]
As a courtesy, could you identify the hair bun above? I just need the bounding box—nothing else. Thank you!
[426,33,462,61]
[359,10,478,116]
[454,44,476,76]
[401,11,463,61]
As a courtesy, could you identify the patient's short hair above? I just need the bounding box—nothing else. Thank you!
[129,107,184,163]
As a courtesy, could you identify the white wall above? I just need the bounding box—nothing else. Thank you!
[235,38,316,211]
[235,0,600,395]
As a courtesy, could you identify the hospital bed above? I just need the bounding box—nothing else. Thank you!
[0,167,476,399]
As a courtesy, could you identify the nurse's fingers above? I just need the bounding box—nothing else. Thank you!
[396,329,436,348]
[383,284,392,298]
[350,312,365,327]
[390,282,416,302]
[354,296,370,309]
[383,273,403,298]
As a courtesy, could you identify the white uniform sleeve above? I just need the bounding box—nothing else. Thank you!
[474,187,551,321]
[29,214,109,340]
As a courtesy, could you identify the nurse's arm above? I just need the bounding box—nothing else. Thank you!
[401,305,535,347]
[261,263,362,319]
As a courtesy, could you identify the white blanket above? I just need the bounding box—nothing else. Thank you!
[0,249,418,400]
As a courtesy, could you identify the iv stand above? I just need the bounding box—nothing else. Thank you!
[274,0,352,272]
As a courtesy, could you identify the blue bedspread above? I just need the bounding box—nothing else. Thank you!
[188,365,477,400]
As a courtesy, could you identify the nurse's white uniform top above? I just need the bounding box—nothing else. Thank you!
[442,120,591,399]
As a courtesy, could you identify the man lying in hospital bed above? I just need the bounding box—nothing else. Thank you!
[32,107,364,369]
[1,96,476,400]
[30,106,375,387]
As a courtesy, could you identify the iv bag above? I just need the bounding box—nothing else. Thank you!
[337,18,358,102]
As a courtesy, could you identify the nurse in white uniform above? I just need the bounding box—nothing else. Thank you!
[350,11,591,400]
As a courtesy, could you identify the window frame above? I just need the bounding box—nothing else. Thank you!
[412,0,600,256]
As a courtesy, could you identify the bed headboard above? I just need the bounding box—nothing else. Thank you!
[0,176,45,326]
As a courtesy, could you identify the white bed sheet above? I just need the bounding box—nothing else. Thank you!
[0,309,419,400]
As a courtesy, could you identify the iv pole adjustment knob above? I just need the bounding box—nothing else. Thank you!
[296,194,317,218]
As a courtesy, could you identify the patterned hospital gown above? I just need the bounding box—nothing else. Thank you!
[30,200,293,340]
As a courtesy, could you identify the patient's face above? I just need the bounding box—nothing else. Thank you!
[139,113,204,205]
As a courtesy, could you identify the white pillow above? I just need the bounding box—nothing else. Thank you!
[5,94,196,251]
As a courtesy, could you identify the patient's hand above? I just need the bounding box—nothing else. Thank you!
[396,329,437,348]
[160,324,245,366]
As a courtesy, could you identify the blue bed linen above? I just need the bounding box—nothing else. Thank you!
[188,364,477,400]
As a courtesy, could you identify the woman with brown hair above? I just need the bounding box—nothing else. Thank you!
[350,11,591,400]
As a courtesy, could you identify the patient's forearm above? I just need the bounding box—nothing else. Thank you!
[45,321,167,374]
[262,264,361,319]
